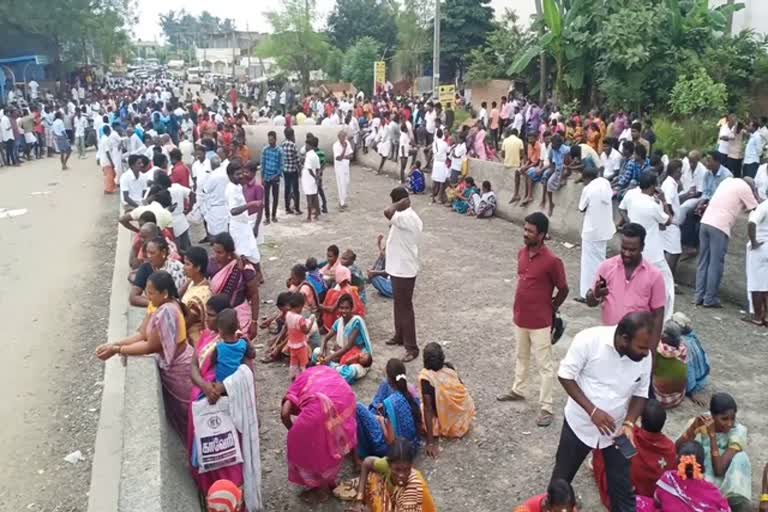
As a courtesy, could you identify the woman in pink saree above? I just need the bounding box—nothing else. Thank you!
[472,125,488,161]
[96,270,193,439]
[187,293,244,495]
[207,232,260,340]
[636,441,730,512]
[281,365,357,503]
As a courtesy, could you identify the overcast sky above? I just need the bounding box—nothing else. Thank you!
[133,0,538,41]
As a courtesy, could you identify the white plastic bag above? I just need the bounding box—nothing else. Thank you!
[192,397,244,473]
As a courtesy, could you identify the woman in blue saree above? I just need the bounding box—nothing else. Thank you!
[452,176,479,214]
[356,359,422,459]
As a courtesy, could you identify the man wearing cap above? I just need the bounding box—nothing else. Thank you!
[120,154,151,209]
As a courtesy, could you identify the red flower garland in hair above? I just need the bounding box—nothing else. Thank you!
[677,455,703,480]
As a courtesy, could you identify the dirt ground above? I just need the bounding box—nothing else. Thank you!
[0,154,116,511]
[251,163,768,511]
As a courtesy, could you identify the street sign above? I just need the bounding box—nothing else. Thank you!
[438,84,455,108]
[373,61,386,95]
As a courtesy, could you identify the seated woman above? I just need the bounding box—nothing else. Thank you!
[207,232,259,339]
[367,234,392,299]
[514,479,578,512]
[676,393,752,512]
[282,365,357,504]
[653,321,688,408]
[319,266,366,332]
[129,215,179,271]
[313,294,373,384]
[672,312,711,406]
[130,236,187,308]
[419,342,476,458]
[187,294,242,495]
[352,438,435,512]
[406,160,426,194]
[340,249,368,304]
[451,176,479,214]
[96,271,193,439]
[468,180,497,219]
[319,244,340,285]
[356,359,421,459]
[636,441,730,512]
[180,246,212,347]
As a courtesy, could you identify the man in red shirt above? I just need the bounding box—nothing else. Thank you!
[498,212,569,427]
[168,149,191,188]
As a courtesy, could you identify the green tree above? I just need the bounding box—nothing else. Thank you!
[466,9,530,82]
[324,47,345,82]
[394,0,432,85]
[669,69,727,116]
[257,0,330,92]
[438,0,494,81]
[159,10,235,50]
[327,0,398,52]
[341,37,381,96]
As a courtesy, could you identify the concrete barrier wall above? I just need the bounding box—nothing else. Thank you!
[245,125,750,304]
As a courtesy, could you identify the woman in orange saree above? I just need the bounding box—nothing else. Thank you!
[320,266,366,332]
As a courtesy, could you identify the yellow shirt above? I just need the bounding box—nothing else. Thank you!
[502,135,524,169]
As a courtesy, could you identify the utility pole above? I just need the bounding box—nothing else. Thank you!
[231,30,236,79]
[432,0,440,99]
[246,22,252,78]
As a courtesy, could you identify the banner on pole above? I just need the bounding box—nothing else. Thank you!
[373,61,386,95]
[438,85,455,109]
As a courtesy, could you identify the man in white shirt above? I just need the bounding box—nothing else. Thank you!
[28,80,39,100]
[119,154,151,208]
[179,136,195,166]
[225,160,261,264]
[600,137,622,180]
[0,109,17,166]
[384,187,423,362]
[478,102,488,129]
[577,166,616,301]
[73,109,89,159]
[619,172,674,319]
[191,146,212,190]
[660,160,683,278]
[511,106,524,134]
[272,112,286,126]
[333,130,354,209]
[746,196,768,325]
[552,312,653,512]
[716,115,735,167]
[202,155,231,236]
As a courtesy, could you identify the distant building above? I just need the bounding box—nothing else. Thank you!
[710,0,768,35]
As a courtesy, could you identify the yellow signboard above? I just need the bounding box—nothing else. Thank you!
[373,61,386,94]
[438,85,455,108]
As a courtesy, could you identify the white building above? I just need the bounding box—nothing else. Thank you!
[710,0,768,36]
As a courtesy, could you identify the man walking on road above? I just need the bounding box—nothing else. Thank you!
[333,129,353,209]
[498,212,568,427]
[260,130,283,225]
[384,187,423,363]
[281,127,302,215]
[551,312,653,512]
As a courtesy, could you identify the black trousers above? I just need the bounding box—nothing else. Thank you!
[4,140,18,165]
[391,276,418,354]
[284,172,300,211]
[743,162,759,178]
[551,420,635,512]
[263,179,280,219]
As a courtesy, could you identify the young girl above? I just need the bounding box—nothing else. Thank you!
[319,245,340,284]
[212,309,255,383]
[406,160,425,194]
[304,257,327,302]
[285,292,316,379]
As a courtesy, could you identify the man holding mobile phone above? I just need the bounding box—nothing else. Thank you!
[550,311,653,512]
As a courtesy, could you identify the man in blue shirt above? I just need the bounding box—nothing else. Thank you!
[702,151,732,200]
[260,130,283,224]
[742,120,764,179]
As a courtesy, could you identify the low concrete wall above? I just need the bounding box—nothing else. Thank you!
[355,149,750,305]
[88,227,200,512]
[244,125,749,304]
[245,124,344,161]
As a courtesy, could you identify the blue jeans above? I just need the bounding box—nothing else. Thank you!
[695,223,729,306]
[370,275,393,298]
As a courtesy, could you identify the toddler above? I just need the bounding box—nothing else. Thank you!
[213,309,255,382]
[285,292,316,379]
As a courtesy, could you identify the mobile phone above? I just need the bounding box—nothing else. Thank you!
[614,434,637,459]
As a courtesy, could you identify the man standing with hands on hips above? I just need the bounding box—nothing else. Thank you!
[333,129,353,210]
[551,311,654,512]
[384,187,423,363]
[497,212,568,428]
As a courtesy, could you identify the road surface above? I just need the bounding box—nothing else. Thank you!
[0,153,116,511]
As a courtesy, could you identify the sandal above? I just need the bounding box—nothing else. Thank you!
[740,316,766,327]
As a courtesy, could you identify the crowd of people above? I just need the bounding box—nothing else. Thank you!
[10,71,766,511]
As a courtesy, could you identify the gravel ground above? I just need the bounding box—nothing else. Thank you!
[0,154,116,512]
[246,163,768,511]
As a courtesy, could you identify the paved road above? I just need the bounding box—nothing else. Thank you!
[0,154,116,511]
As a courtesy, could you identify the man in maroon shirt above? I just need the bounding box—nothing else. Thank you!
[241,161,264,240]
[168,148,191,188]
[498,212,569,427]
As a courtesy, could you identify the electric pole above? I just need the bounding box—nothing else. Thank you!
[432,0,440,99]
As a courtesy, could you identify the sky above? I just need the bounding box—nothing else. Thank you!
[133,0,538,42]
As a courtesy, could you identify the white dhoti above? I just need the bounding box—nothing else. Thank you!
[335,166,350,206]
[652,258,675,321]
[205,205,229,236]
[660,224,682,255]
[229,220,261,264]
[249,214,265,246]
[580,239,608,298]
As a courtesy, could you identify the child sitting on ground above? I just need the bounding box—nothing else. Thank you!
[319,245,340,285]
[285,292,316,379]
[304,257,328,302]
[260,291,292,353]
[406,160,426,194]
[213,309,255,383]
